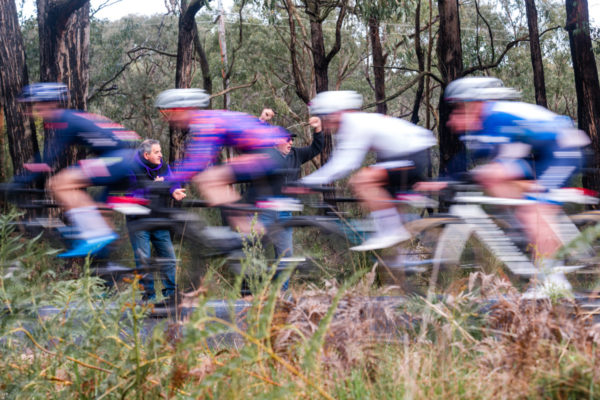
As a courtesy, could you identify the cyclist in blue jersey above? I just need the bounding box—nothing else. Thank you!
[441,77,591,294]
[18,83,140,257]
[155,89,290,234]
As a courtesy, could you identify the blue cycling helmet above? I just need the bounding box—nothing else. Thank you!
[444,77,520,103]
[19,82,69,103]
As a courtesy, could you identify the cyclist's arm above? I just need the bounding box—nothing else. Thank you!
[301,125,369,185]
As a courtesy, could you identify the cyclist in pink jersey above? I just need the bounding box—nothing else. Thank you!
[156,89,290,233]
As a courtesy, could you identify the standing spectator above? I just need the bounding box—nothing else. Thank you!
[128,139,186,301]
[257,109,324,286]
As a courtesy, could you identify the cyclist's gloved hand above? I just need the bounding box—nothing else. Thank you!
[413,181,448,192]
[283,181,330,194]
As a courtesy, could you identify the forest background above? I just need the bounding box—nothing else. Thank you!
[3,0,600,192]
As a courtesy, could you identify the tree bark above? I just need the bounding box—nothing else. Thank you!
[304,0,347,164]
[368,16,387,115]
[0,108,4,181]
[283,0,310,104]
[0,0,40,176]
[193,23,212,94]
[565,0,600,193]
[437,0,464,176]
[525,0,547,107]
[37,0,90,168]
[411,0,425,124]
[170,0,208,163]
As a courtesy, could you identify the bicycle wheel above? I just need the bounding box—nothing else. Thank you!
[266,215,369,284]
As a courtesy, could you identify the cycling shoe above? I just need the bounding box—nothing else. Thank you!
[58,233,119,258]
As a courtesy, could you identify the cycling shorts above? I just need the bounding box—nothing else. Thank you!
[495,141,582,190]
[75,148,136,187]
[228,151,282,183]
[374,148,430,194]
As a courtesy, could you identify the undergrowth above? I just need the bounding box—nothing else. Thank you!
[1,210,600,399]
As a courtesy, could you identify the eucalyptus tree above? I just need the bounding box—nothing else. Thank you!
[357,0,406,115]
[171,0,212,162]
[565,0,600,193]
[37,0,91,167]
[525,0,547,107]
[258,0,350,162]
[0,0,39,176]
[437,0,464,175]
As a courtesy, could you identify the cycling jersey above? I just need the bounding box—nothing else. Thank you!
[43,109,140,158]
[171,110,290,182]
[301,112,436,185]
[465,101,591,189]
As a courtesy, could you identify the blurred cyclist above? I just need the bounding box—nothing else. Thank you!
[300,91,437,251]
[18,82,140,257]
[155,89,290,234]
[441,76,590,294]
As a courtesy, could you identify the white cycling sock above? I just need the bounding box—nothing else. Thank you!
[65,206,113,239]
[371,208,409,238]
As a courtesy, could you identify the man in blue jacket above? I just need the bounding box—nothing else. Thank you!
[128,139,186,301]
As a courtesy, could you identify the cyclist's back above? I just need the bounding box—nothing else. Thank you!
[467,100,589,190]
[171,109,289,183]
[43,108,138,156]
[156,89,290,234]
[303,111,435,184]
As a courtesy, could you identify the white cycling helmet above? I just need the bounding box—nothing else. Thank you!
[155,88,210,109]
[444,77,521,103]
[308,90,363,115]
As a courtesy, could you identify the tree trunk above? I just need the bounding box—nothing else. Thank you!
[525,0,547,107]
[170,0,207,163]
[368,16,387,115]
[311,17,334,165]
[411,0,425,124]
[0,108,4,181]
[0,0,40,176]
[305,0,346,164]
[193,23,212,94]
[310,21,329,94]
[37,0,90,168]
[565,0,600,193]
[437,0,464,176]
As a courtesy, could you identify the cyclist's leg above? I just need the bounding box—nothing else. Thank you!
[194,153,277,234]
[49,168,115,246]
[52,149,135,256]
[149,229,177,298]
[349,166,409,251]
[349,150,428,251]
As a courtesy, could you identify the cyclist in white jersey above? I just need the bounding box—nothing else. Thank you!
[301,91,437,251]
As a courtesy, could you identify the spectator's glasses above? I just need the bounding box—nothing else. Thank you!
[286,136,294,143]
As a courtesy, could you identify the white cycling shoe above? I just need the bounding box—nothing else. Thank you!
[522,271,573,300]
[350,230,411,252]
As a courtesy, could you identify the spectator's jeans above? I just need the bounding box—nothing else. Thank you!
[129,228,177,299]
[258,210,293,291]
